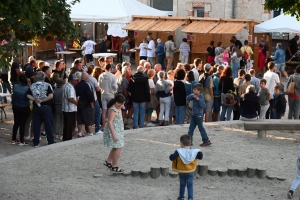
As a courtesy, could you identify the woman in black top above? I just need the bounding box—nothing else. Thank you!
[218,67,235,121]
[173,69,186,124]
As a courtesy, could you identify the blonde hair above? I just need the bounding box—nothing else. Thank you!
[147,69,155,78]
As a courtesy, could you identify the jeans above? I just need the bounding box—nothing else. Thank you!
[259,104,270,119]
[175,105,186,124]
[32,105,54,146]
[288,97,300,119]
[179,173,194,200]
[12,106,30,143]
[188,115,209,143]
[232,62,240,80]
[94,100,101,132]
[158,55,165,70]
[133,102,146,129]
[159,96,171,121]
[213,96,221,113]
[266,99,276,119]
[290,169,300,191]
[220,105,233,121]
[63,112,76,141]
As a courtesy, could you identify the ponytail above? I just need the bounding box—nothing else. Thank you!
[107,93,126,109]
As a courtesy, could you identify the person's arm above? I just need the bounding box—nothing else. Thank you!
[169,150,179,161]
[195,94,206,109]
[287,44,292,56]
[272,50,278,60]
[186,93,193,101]
[209,78,214,98]
[107,109,119,142]
[95,86,100,92]
[68,98,78,105]
[196,151,203,160]
[264,45,269,63]
[281,95,286,114]
[15,68,24,76]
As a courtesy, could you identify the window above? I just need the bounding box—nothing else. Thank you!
[194,7,204,17]
[150,0,173,11]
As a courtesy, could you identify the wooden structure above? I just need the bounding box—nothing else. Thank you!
[28,35,56,59]
[123,16,267,72]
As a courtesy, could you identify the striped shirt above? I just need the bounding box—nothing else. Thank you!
[179,42,190,57]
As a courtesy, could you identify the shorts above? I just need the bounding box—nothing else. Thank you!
[146,108,153,116]
[275,63,285,71]
[101,94,114,110]
[85,54,93,63]
[204,98,214,113]
[122,55,130,62]
[213,96,221,113]
[77,107,94,126]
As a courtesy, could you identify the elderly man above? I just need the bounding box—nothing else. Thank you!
[165,35,176,71]
[153,64,162,85]
[62,73,79,141]
[26,71,55,147]
[99,64,118,127]
[145,35,156,67]
[75,73,95,137]
[128,66,150,129]
[143,62,151,76]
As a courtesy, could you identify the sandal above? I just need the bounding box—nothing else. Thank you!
[103,161,112,169]
[111,166,124,173]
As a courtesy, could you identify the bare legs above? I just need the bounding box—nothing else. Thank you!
[106,148,122,167]
[102,109,107,128]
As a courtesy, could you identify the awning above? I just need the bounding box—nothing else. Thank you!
[181,21,218,33]
[148,20,186,32]
[122,19,158,31]
[209,22,247,34]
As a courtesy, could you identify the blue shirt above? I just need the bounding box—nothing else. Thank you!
[12,84,30,107]
[186,93,206,116]
[212,72,221,96]
[184,81,197,97]
[272,48,285,64]
[155,43,165,56]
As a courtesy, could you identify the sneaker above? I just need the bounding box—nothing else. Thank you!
[89,133,93,136]
[24,136,32,141]
[146,122,156,127]
[18,142,28,146]
[200,140,211,147]
[11,140,17,145]
[124,126,130,130]
[41,132,46,137]
[127,118,133,124]
[95,130,103,135]
[39,137,41,141]
[60,136,63,140]
[287,190,293,199]
[34,144,40,148]
[55,135,59,139]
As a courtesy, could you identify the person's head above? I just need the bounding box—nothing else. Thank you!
[147,69,155,79]
[294,35,299,41]
[167,35,173,41]
[248,69,255,76]
[260,38,265,44]
[217,65,224,74]
[83,30,88,36]
[54,60,62,70]
[19,75,28,86]
[107,93,126,109]
[81,72,89,82]
[154,64,162,73]
[260,78,267,89]
[245,74,251,82]
[221,66,233,79]
[68,73,79,85]
[74,59,83,71]
[238,69,246,78]
[55,78,64,88]
[193,58,202,69]
[210,41,214,46]
[157,38,161,44]
[167,70,175,79]
[75,71,82,80]
[296,65,300,74]
[230,39,235,45]
[98,57,105,65]
[38,61,45,70]
[34,71,45,82]
[146,35,152,42]
[105,57,112,64]
[244,40,249,45]
[86,65,94,75]
[42,66,51,77]
[192,83,203,95]
[182,38,187,42]
[186,71,195,82]
[103,35,107,41]
[274,84,283,95]
[137,66,145,74]
[176,63,183,70]
[245,85,255,93]
[124,36,128,41]
[204,63,212,73]
[139,59,146,67]
[224,46,230,52]
[116,63,122,72]
[105,64,112,72]
[180,134,192,147]
[144,62,151,71]
[28,56,34,63]
[276,43,282,49]
[231,36,237,41]
[268,61,275,71]
[175,69,186,80]
[183,63,191,72]
[30,59,37,68]
[111,65,117,74]
[92,66,102,80]
[142,38,147,43]
[122,65,128,76]
[157,71,165,80]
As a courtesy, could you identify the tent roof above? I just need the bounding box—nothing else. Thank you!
[69,0,167,23]
[254,14,300,33]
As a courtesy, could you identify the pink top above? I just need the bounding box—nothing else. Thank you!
[222,51,229,63]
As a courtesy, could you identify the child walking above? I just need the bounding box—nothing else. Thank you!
[258,79,271,119]
[103,94,126,173]
[169,134,203,200]
[287,146,300,199]
[273,85,286,119]
[186,83,211,146]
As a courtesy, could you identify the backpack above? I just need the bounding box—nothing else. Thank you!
[199,73,209,87]
[221,90,237,106]
[243,46,249,60]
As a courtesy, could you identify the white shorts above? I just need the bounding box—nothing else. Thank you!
[275,63,285,71]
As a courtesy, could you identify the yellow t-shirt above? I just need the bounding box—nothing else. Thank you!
[240,45,253,59]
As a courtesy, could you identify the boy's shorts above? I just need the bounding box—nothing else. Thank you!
[146,108,153,116]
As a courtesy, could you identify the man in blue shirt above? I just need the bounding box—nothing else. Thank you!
[212,65,224,121]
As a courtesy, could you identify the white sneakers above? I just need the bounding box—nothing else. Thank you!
[95,130,103,135]
[146,122,156,127]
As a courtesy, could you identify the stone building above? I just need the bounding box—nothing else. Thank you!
[137,0,273,22]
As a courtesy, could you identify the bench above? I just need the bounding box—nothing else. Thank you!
[244,120,300,139]
[36,49,56,59]
[0,103,10,122]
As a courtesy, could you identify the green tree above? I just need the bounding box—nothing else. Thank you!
[0,0,80,69]
[264,0,300,18]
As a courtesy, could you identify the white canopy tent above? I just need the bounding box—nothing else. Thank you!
[69,0,167,23]
[254,14,300,33]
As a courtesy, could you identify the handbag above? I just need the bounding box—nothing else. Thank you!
[286,75,295,95]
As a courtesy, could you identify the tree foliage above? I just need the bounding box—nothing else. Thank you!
[0,0,80,69]
[264,0,300,19]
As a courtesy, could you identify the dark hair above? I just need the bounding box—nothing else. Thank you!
[245,74,251,81]
[275,84,283,91]
[182,38,187,42]
[268,61,275,70]
[175,69,186,80]
[260,78,267,84]
[107,94,126,109]
[230,39,235,44]
[193,58,202,67]
[98,57,105,63]
[54,60,61,69]
[186,71,195,82]
[86,65,94,74]
[29,59,36,65]
[217,42,222,47]
[105,64,112,71]
[180,134,191,146]
[184,63,191,72]
[19,75,28,85]
[210,41,214,46]
[124,36,128,40]
[167,35,173,40]
[238,69,246,77]
[249,69,255,75]
[296,65,300,73]
[116,63,122,72]
[193,83,203,91]
[42,66,50,73]
[244,40,249,45]
[92,66,102,80]
[220,67,233,82]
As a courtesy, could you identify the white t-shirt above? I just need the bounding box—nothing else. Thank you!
[166,79,174,93]
[263,70,280,98]
[192,68,199,82]
[148,79,155,93]
[83,40,96,54]
[139,43,148,57]
[147,40,155,57]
